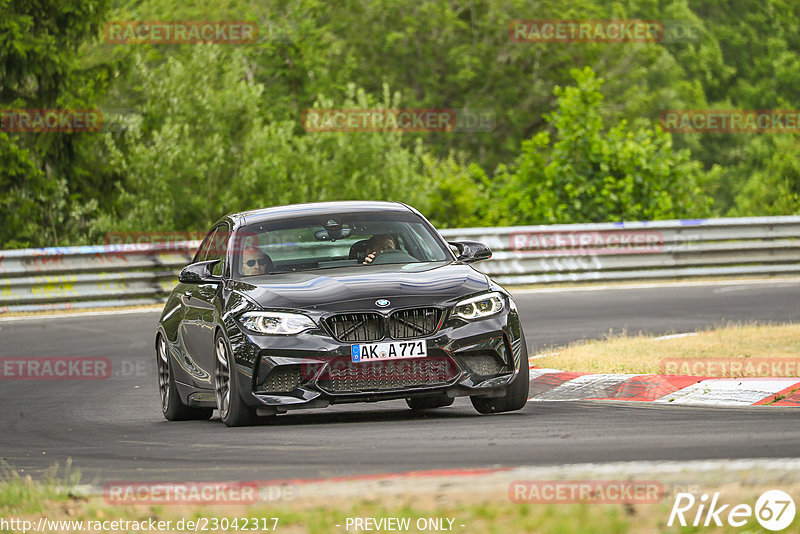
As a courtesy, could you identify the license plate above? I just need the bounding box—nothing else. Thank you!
[351,340,427,362]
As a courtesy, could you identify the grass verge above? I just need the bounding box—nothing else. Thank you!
[533,322,800,376]
[3,462,800,534]
[0,460,81,515]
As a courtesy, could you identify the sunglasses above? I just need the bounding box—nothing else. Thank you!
[245,258,269,267]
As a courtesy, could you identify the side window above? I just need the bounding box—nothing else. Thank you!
[205,226,229,277]
[192,227,218,264]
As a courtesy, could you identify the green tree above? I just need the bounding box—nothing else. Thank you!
[672,1,800,215]
[0,133,47,248]
[99,47,450,234]
[728,135,800,216]
[420,154,490,229]
[489,67,715,225]
[7,0,800,249]
[0,0,111,247]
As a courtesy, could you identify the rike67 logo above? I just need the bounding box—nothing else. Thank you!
[668,490,796,531]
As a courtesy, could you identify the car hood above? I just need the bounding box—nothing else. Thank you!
[229,262,490,312]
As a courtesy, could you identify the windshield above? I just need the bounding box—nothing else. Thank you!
[232,211,451,277]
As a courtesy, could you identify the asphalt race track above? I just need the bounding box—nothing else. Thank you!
[1,279,800,484]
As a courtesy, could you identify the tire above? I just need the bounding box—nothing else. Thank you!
[156,335,213,421]
[214,331,257,427]
[471,337,530,414]
[406,395,455,410]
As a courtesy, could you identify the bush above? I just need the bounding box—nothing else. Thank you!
[488,67,717,226]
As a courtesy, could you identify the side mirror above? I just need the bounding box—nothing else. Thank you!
[449,241,492,264]
[179,260,221,283]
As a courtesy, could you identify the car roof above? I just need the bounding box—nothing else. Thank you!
[227,201,416,228]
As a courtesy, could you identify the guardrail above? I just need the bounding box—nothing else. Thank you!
[1,216,799,313]
[440,216,800,286]
[0,242,199,314]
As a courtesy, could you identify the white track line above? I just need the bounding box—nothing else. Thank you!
[653,332,699,341]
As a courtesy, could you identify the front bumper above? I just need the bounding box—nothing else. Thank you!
[226,307,524,415]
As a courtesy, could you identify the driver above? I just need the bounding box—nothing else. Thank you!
[241,245,274,275]
[362,234,396,264]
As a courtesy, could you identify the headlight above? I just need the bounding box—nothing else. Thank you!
[452,292,505,320]
[239,311,316,335]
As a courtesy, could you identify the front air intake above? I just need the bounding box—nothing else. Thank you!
[388,307,442,339]
[324,313,385,342]
[325,308,443,342]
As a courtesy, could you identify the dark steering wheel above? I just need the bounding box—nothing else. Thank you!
[370,249,416,265]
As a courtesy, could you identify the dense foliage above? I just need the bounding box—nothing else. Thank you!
[1,0,798,247]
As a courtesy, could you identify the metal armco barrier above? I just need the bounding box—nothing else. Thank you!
[439,216,800,285]
[0,242,199,314]
[1,216,799,314]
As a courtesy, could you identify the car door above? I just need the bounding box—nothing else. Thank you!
[178,225,226,389]
[188,224,229,388]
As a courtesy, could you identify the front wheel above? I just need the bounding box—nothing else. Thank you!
[156,335,212,421]
[214,332,257,427]
[471,337,529,414]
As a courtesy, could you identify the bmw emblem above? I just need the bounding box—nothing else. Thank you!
[375,299,391,308]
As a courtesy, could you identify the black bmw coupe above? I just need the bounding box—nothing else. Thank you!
[155,201,529,426]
